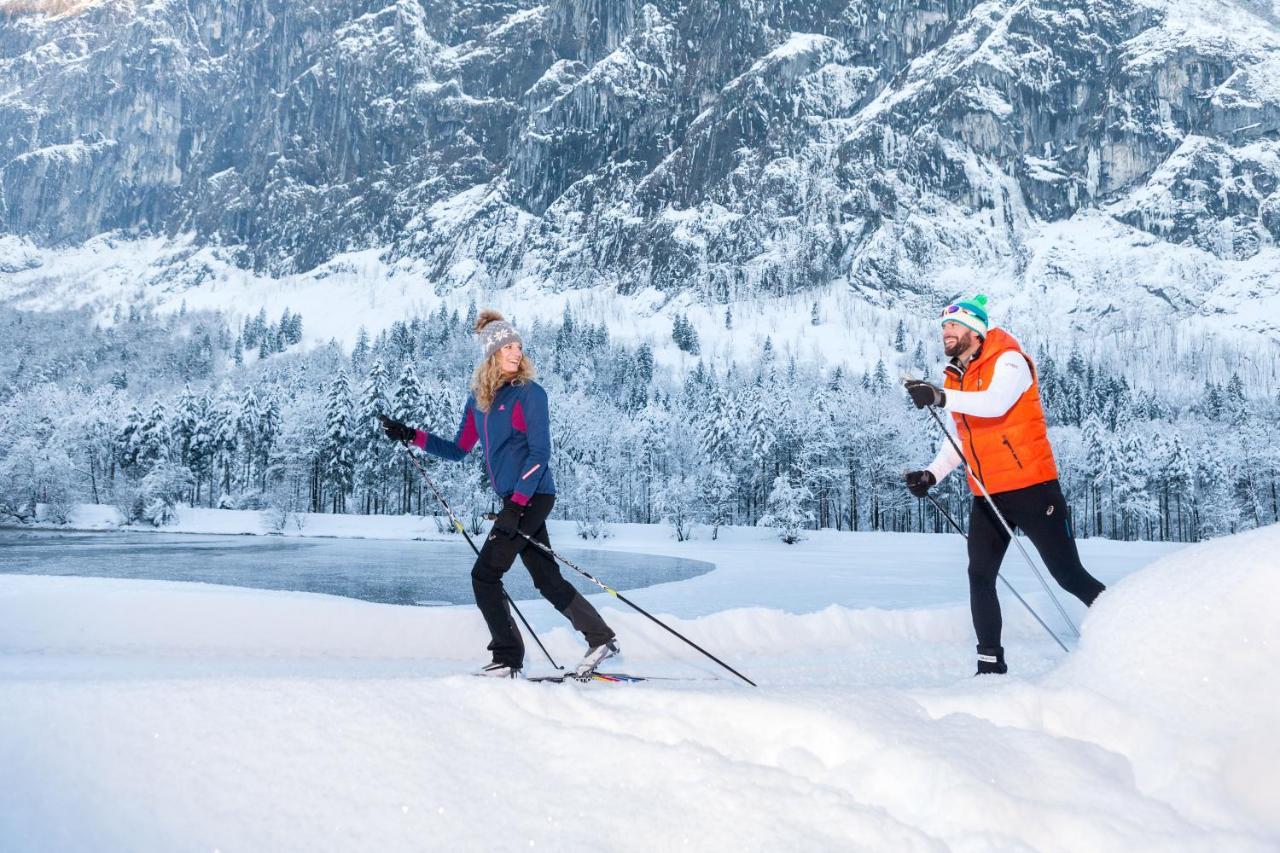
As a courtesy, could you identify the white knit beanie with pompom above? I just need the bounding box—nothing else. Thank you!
[475,309,522,360]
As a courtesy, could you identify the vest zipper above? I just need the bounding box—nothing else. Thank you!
[961,414,986,485]
[1001,434,1024,469]
[958,364,987,487]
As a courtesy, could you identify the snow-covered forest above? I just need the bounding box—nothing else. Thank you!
[2,300,1276,542]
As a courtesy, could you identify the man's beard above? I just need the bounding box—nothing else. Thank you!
[943,330,974,358]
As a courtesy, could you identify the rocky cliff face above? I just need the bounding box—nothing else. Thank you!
[2,0,1278,315]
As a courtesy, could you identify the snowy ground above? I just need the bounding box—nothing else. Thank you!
[1,515,1277,852]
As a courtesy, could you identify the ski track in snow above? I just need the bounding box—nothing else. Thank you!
[1,522,1277,851]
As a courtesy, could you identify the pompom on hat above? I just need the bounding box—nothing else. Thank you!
[939,293,989,337]
[475,309,523,360]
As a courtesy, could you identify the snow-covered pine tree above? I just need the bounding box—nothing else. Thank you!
[759,473,812,544]
[258,392,283,494]
[699,463,736,540]
[237,388,262,489]
[322,370,355,513]
[555,306,580,377]
[354,361,391,513]
[1113,431,1157,540]
[211,387,241,505]
[187,393,215,505]
[136,397,171,468]
[392,363,426,513]
[800,390,843,529]
[634,401,669,524]
[741,381,776,523]
[572,463,612,539]
[173,385,200,469]
[872,358,889,392]
[1081,414,1112,537]
[911,342,927,378]
[351,327,370,373]
[115,405,145,474]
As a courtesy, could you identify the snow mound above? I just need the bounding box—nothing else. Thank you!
[1064,521,1280,732]
[2,527,1277,850]
[920,522,1280,840]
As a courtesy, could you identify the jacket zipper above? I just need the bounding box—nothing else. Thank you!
[1001,435,1024,469]
[482,402,496,490]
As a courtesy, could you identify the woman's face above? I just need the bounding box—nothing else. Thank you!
[498,341,523,376]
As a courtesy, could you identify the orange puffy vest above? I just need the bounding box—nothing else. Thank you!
[942,328,1058,496]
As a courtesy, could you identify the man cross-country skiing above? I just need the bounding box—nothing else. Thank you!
[379,310,619,679]
[903,294,1105,675]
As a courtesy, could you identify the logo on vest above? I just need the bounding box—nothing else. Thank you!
[1046,505,1055,516]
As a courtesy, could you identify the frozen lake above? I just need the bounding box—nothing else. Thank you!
[0,530,714,607]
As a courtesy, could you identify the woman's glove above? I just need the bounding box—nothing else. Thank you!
[378,414,416,444]
[492,499,524,539]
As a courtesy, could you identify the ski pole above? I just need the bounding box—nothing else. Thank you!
[487,517,757,688]
[923,493,1070,653]
[907,384,1081,639]
[391,438,563,671]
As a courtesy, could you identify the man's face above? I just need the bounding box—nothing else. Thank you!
[942,321,976,358]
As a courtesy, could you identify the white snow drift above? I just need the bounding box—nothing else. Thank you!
[0,523,1276,851]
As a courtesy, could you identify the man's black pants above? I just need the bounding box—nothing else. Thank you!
[472,493,614,668]
[968,479,1105,648]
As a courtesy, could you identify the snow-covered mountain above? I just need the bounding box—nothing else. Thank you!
[2,0,1280,339]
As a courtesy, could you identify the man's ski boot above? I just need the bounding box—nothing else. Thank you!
[575,640,620,677]
[975,645,1007,675]
[475,662,523,678]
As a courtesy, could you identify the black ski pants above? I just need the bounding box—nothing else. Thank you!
[967,479,1105,648]
[472,493,614,668]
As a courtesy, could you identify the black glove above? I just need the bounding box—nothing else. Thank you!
[492,499,524,539]
[905,380,945,409]
[378,414,416,444]
[905,470,936,498]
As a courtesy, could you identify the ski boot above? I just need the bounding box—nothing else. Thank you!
[975,645,1007,675]
[575,640,620,677]
[475,662,523,679]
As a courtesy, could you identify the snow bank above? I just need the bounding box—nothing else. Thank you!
[1,526,1275,851]
[917,523,1280,842]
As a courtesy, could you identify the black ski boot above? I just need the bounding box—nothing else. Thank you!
[975,645,1007,675]
[475,662,524,679]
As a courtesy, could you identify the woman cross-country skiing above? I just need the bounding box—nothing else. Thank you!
[903,294,1106,675]
[379,310,619,678]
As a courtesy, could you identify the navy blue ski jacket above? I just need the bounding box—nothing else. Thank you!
[413,381,555,505]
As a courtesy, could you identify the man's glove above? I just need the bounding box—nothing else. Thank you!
[378,414,416,444]
[905,380,946,409]
[905,470,936,498]
[492,499,524,539]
